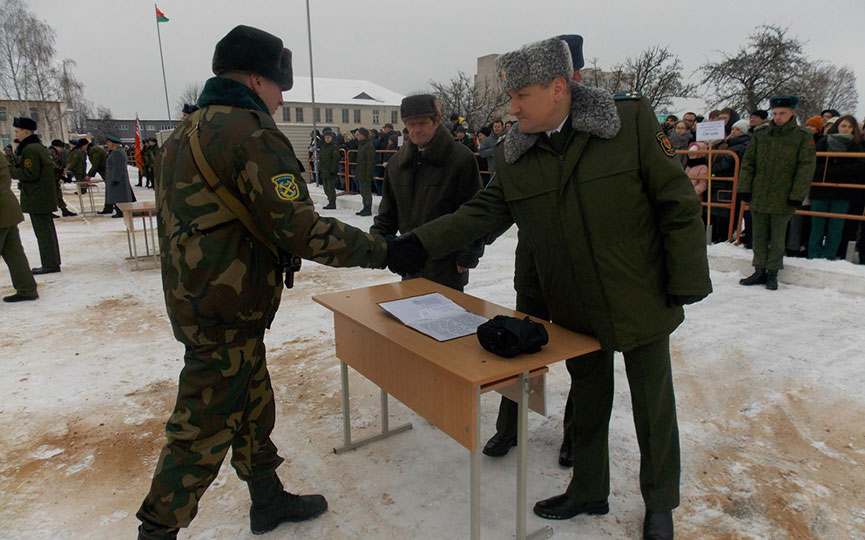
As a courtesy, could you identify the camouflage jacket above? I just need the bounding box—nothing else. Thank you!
[738,120,816,214]
[143,144,156,172]
[157,76,386,345]
[48,146,65,181]
[87,144,107,178]
[66,147,86,181]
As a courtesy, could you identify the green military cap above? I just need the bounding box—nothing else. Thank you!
[106,135,122,143]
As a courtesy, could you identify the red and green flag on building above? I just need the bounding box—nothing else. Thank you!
[155,6,169,23]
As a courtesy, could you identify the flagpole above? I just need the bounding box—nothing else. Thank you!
[155,4,171,120]
[305,0,319,185]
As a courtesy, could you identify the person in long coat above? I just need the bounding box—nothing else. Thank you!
[104,135,135,217]
[0,152,38,301]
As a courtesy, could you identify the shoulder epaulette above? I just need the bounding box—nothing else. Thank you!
[613,91,642,101]
[495,133,507,146]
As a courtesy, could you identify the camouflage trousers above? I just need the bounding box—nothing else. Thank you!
[137,334,284,533]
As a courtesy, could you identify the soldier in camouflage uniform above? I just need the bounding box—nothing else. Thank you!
[48,139,76,217]
[136,26,392,540]
[143,137,157,189]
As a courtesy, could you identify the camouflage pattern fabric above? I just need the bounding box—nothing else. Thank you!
[66,147,86,182]
[48,146,68,210]
[86,144,107,178]
[137,335,280,532]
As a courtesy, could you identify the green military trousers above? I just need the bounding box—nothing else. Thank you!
[751,211,792,271]
[565,335,680,512]
[0,225,37,297]
[137,334,284,534]
[55,178,68,210]
[358,176,372,208]
[495,292,574,441]
[322,173,337,206]
[28,213,61,269]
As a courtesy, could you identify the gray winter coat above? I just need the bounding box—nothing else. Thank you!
[105,147,135,205]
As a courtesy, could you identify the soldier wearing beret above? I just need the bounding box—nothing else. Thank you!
[738,95,816,290]
[48,139,76,217]
[8,117,62,274]
[370,94,484,291]
[388,37,712,539]
[136,25,393,540]
[0,152,38,301]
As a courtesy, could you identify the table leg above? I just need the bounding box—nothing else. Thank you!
[129,216,139,270]
[149,213,158,259]
[471,386,481,540]
[517,371,553,540]
[141,215,151,256]
[333,362,412,454]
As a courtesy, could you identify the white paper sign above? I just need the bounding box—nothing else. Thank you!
[696,120,726,141]
[378,293,489,342]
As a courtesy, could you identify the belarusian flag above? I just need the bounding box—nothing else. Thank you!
[155,6,169,23]
[134,115,144,171]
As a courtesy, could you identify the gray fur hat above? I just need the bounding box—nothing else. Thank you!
[495,38,574,93]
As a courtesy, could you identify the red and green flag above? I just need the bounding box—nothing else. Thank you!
[155,6,169,23]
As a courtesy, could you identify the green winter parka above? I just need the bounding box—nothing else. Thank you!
[318,140,340,178]
[355,137,375,183]
[738,120,816,214]
[412,83,712,352]
[0,153,25,227]
[9,134,57,214]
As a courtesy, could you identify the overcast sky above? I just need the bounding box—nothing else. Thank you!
[27,0,865,120]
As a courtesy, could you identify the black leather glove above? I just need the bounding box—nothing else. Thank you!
[668,294,707,306]
[787,199,802,208]
[385,234,427,275]
[738,192,751,202]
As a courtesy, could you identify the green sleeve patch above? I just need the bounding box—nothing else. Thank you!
[23,158,32,168]
[271,173,300,201]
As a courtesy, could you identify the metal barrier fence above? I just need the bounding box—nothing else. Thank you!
[675,147,741,242]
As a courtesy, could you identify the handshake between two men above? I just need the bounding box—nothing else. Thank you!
[384,234,429,276]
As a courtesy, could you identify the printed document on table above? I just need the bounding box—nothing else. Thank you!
[378,292,489,341]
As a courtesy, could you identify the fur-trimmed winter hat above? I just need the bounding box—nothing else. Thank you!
[495,38,573,93]
[182,103,199,115]
[731,119,750,134]
[51,139,64,148]
[12,117,37,131]
[556,34,584,70]
[77,138,89,147]
[212,25,293,91]
[356,127,369,138]
[750,109,768,120]
[769,95,799,109]
[400,94,438,121]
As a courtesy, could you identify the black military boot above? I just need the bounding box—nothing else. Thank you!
[643,509,673,540]
[482,432,517,457]
[322,202,336,210]
[61,207,77,217]
[247,473,327,535]
[738,268,766,286]
[355,205,372,216]
[765,270,778,290]
[137,524,177,540]
[97,205,113,215]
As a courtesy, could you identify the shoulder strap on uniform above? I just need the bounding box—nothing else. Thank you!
[187,111,279,259]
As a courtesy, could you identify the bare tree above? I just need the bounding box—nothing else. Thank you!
[795,62,858,119]
[700,24,808,112]
[175,82,202,117]
[60,59,91,134]
[0,0,32,102]
[622,45,695,111]
[429,70,509,131]
[582,58,630,95]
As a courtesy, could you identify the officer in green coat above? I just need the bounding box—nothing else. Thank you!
[137,26,392,540]
[388,38,711,540]
[319,128,340,209]
[354,127,375,215]
[0,152,38,301]
[738,95,816,290]
[49,139,76,217]
[8,117,61,274]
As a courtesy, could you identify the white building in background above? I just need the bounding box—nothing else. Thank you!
[0,100,69,148]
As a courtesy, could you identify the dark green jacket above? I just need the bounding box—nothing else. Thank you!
[158,76,386,346]
[738,120,816,214]
[66,147,86,181]
[0,153,25,228]
[87,144,107,178]
[355,138,375,182]
[413,83,712,352]
[319,140,340,177]
[9,134,57,214]
[371,124,484,290]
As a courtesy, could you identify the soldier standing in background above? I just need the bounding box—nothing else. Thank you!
[319,128,339,209]
[354,127,374,216]
[0,152,38,302]
[8,117,61,275]
[104,135,135,218]
[738,95,816,290]
[143,137,157,189]
[137,25,396,540]
[48,139,76,217]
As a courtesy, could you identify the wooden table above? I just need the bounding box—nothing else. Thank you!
[313,279,600,540]
[116,201,158,270]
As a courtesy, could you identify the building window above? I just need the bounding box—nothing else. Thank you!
[0,107,6,121]
[353,109,361,123]
[391,110,398,124]
[282,107,290,122]
[118,124,129,130]
[372,110,380,125]
[325,108,333,123]
[0,134,10,147]
[296,107,304,122]
[160,125,172,130]
[342,108,349,123]
[147,125,156,131]
[314,108,321,122]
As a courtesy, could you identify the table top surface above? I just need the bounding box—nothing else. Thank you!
[313,278,600,387]
[116,201,156,213]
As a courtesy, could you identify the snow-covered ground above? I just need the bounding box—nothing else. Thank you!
[1,174,864,539]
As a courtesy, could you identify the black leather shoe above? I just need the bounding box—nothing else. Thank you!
[31,266,61,275]
[643,509,673,540]
[739,268,766,286]
[482,432,517,457]
[247,474,327,534]
[322,202,336,210]
[765,270,778,290]
[558,437,574,467]
[533,494,608,520]
[61,208,77,217]
[3,293,38,302]
[97,207,113,214]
